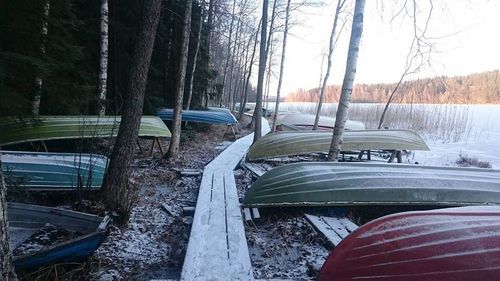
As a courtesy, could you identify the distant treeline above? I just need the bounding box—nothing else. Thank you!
[286,70,500,104]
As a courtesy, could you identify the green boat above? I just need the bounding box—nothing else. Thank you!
[246,130,429,161]
[0,115,171,146]
[242,162,500,207]
[2,151,107,190]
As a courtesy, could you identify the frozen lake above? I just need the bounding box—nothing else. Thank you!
[261,102,500,168]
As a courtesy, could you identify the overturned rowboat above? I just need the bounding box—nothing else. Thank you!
[0,116,171,146]
[246,130,429,161]
[2,151,108,190]
[318,206,500,281]
[157,108,237,124]
[277,113,365,131]
[8,202,109,270]
[242,162,500,207]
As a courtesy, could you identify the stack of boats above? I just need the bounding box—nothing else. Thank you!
[0,115,171,270]
[243,112,500,280]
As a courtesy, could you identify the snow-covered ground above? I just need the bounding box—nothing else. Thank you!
[416,105,500,168]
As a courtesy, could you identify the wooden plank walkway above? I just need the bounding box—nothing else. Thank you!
[304,214,358,246]
[181,119,270,281]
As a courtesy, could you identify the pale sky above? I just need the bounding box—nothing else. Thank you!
[277,0,500,96]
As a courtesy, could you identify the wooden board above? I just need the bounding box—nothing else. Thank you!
[181,118,270,280]
[304,214,358,246]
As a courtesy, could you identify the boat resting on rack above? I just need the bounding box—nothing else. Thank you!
[276,113,365,131]
[157,108,237,125]
[2,151,108,190]
[246,129,429,161]
[242,162,500,207]
[318,206,500,281]
[8,202,109,270]
[0,115,171,146]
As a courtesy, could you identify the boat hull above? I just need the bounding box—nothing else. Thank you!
[242,162,500,207]
[157,108,237,124]
[0,115,170,146]
[247,130,429,161]
[2,151,107,190]
[8,203,109,270]
[318,206,500,281]
[277,113,365,130]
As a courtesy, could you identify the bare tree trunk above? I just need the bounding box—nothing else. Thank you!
[328,0,365,161]
[98,0,109,115]
[313,0,345,130]
[104,0,162,220]
[185,1,203,110]
[253,0,269,144]
[167,0,193,158]
[227,17,242,110]
[221,0,237,107]
[204,0,215,106]
[0,156,17,280]
[32,0,50,116]
[238,20,261,120]
[271,0,292,132]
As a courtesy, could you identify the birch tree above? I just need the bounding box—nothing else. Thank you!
[185,1,203,111]
[238,20,261,120]
[220,0,237,107]
[313,0,346,130]
[104,0,162,219]
[97,0,109,115]
[0,155,16,280]
[271,0,292,132]
[32,0,50,116]
[167,0,193,158]
[328,0,365,160]
[253,0,269,143]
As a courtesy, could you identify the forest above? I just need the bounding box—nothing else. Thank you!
[286,70,500,104]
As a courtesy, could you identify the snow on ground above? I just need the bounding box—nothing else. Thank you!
[92,123,248,280]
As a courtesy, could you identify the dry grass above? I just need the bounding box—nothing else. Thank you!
[455,154,492,168]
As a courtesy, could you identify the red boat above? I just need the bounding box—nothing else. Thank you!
[318,206,500,281]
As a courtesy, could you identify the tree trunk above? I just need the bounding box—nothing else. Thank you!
[166,0,193,158]
[204,0,215,106]
[238,20,261,120]
[98,0,109,115]
[227,17,242,110]
[185,1,203,111]
[221,0,237,107]
[271,0,292,132]
[313,0,344,130]
[253,0,269,144]
[328,0,365,161]
[104,0,162,220]
[32,0,50,116]
[0,157,17,281]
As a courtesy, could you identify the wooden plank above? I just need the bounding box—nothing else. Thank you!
[181,170,214,280]
[251,208,261,219]
[241,162,267,177]
[181,118,269,280]
[304,214,358,246]
[224,170,254,279]
[338,217,358,233]
[304,214,343,246]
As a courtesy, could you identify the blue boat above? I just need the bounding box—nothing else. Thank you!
[2,151,108,190]
[157,108,237,125]
[8,202,110,270]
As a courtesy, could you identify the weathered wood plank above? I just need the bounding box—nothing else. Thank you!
[181,118,269,280]
[304,214,359,246]
[224,170,254,279]
[304,214,343,246]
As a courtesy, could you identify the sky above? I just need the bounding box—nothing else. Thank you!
[277,0,500,96]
